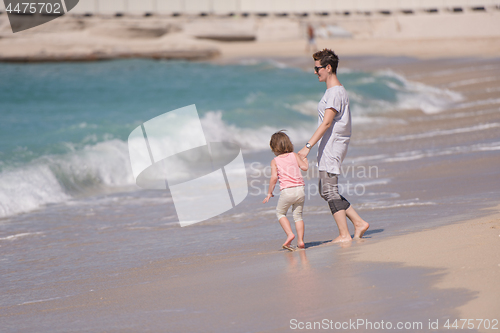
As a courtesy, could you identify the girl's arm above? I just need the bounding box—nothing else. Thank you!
[297,108,337,159]
[262,159,278,204]
[294,152,308,171]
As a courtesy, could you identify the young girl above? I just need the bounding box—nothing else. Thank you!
[262,131,308,251]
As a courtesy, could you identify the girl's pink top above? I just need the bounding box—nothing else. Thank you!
[274,153,305,190]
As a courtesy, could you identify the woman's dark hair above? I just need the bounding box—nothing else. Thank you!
[313,48,339,74]
[270,130,294,155]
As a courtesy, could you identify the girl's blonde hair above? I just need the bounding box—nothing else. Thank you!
[270,130,294,155]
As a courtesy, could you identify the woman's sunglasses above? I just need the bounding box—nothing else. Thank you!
[314,66,326,73]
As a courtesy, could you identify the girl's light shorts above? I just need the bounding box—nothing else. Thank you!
[276,185,305,222]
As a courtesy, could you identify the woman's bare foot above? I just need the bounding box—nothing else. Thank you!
[332,235,352,243]
[354,222,370,239]
[297,242,305,249]
[346,206,370,239]
[283,234,295,247]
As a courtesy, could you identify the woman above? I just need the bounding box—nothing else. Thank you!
[298,49,369,243]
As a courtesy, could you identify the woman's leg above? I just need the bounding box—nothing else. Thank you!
[319,171,352,242]
[346,206,370,238]
[332,210,351,243]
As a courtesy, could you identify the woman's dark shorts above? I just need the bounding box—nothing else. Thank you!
[319,170,350,214]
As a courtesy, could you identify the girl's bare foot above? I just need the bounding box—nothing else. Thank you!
[283,234,295,247]
[297,242,305,249]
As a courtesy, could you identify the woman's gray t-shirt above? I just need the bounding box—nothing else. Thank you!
[316,85,352,174]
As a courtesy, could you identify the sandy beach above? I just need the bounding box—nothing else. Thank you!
[353,205,500,326]
[1,7,500,332]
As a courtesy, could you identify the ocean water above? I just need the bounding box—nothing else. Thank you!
[0,59,464,218]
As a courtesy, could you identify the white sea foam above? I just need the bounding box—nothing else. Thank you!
[0,232,43,241]
[65,195,173,208]
[349,154,391,164]
[19,294,75,305]
[258,209,277,215]
[409,107,500,122]
[358,199,437,210]
[289,100,407,126]
[447,76,499,88]
[409,65,500,79]
[386,141,500,162]
[296,110,404,131]
[365,192,401,199]
[376,70,464,114]
[288,100,318,117]
[342,70,464,115]
[287,69,463,117]
[238,58,288,69]
[0,140,134,218]
[352,141,500,164]
[456,98,500,109]
[0,164,71,218]
[349,178,391,187]
[476,143,500,152]
[200,111,315,150]
[356,123,500,145]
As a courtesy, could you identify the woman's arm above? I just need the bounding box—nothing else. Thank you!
[297,108,336,159]
[262,159,278,204]
[294,152,308,171]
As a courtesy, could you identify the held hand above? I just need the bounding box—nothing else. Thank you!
[298,146,310,159]
[262,193,274,204]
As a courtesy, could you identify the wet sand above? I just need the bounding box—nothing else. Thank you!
[0,237,483,332]
[353,205,500,327]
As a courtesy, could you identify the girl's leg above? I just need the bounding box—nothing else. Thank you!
[291,187,306,248]
[279,217,295,247]
[295,220,305,248]
[276,189,294,247]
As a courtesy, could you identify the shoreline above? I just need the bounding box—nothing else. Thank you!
[1,36,499,63]
[0,48,220,62]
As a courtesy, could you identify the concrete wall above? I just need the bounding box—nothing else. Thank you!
[1,0,499,15]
